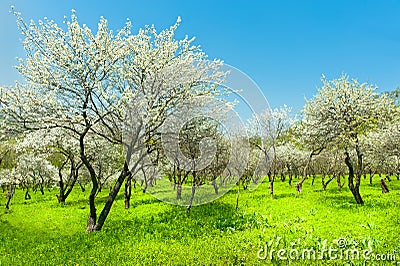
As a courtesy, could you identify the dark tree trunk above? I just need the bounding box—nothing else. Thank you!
[186,169,197,214]
[296,149,323,193]
[80,131,99,233]
[322,174,335,190]
[337,174,345,190]
[288,174,293,188]
[86,184,97,232]
[212,178,218,195]
[78,181,86,192]
[176,181,182,199]
[93,163,130,231]
[124,174,132,209]
[57,158,78,204]
[235,179,240,211]
[142,180,148,193]
[57,174,65,203]
[242,177,247,190]
[25,189,31,200]
[186,184,196,214]
[5,184,15,209]
[344,151,364,205]
[380,178,389,193]
[269,175,275,199]
[39,177,45,195]
[62,174,78,203]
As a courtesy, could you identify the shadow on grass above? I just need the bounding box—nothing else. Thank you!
[100,201,259,240]
[319,192,398,210]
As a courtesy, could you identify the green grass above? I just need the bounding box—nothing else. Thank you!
[1,176,399,265]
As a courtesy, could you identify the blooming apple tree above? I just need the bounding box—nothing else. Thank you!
[299,74,395,204]
[0,10,226,231]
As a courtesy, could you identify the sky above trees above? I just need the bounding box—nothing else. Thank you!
[1,0,400,111]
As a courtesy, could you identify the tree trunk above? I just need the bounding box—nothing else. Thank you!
[212,178,219,195]
[86,186,97,232]
[57,177,65,204]
[380,178,389,193]
[5,184,15,209]
[269,175,275,199]
[322,174,335,190]
[93,164,130,231]
[80,131,99,233]
[235,180,240,211]
[124,174,132,209]
[176,181,182,199]
[344,151,364,205]
[62,174,78,203]
[25,189,31,200]
[39,177,45,195]
[321,174,326,190]
[337,173,345,189]
[78,181,86,192]
[280,173,285,182]
[296,149,323,193]
[288,174,293,187]
[186,185,196,214]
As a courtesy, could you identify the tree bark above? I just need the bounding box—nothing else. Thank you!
[62,174,78,202]
[124,174,132,209]
[186,168,197,214]
[296,153,312,193]
[176,181,182,199]
[280,173,285,182]
[5,184,15,209]
[212,178,218,195]
[269,175,275,199]
[25,189,31,200]
[235,178,240,211]
[337,174,345,190]
[78,181,86,192]
[186,185,196,214]
[296,148,324,192]
[344,151,364,205]
[288,174,293,188]
[93,163,130,231]
[39,176,45,195]
[57,158,79,203]
[80,131,99,232]
[380,178,389,193]
[57,174,65,204]
[322,174,335,190]
[369,170,374,185]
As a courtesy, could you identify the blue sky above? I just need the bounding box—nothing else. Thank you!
[1,0,400,112]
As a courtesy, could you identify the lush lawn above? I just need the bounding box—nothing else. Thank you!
[1,176,399,265]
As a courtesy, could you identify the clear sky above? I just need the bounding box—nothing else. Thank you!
[1,0,400,111]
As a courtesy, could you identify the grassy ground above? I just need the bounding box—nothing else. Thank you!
[0,176,399,265]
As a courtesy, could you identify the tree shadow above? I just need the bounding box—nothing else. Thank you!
[101,201,257,240]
